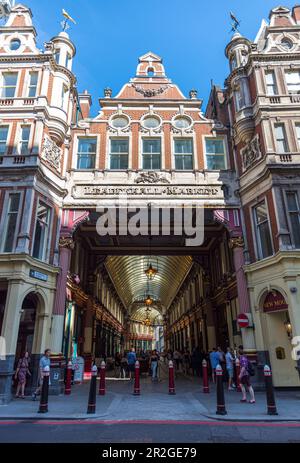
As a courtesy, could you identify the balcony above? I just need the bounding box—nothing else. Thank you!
[0,154,39,168]
[259,94,300,106]
[0,97,38,108]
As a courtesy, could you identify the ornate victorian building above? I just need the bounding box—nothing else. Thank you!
[0,3,299,403]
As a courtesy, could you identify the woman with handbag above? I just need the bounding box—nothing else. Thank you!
[15,351,31,399]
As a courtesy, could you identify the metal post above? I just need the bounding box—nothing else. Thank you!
[168,360,176,395]
[87,365,97,414]
[202,359,209,393]
[216,364,227,415]
[264,365,278,416]
[64,360,72,395]
[38,366,50,414]
[99,361,106,396]
[133,360,140,395]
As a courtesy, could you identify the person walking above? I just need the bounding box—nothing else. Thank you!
[209,348,220,383]
[225,347,235,391]
[149,349,160,381]
[127,347,137,380]
[32,348,51,400]
[183,349,191,375]
[120,352,128,378]
[114,352,121,378]
[238,347,255,404]
[15,351,31,398]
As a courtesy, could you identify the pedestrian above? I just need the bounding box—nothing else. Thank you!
[127,347,136,380]
[173,349,180,371]
[15,351,31,398]
[183,349,191,375]
[32,348,51,400]
[238,346,255,404]
[149,349,160,381]
[225,347,235,391]
[209,348,219,383]
[114,352,121,377]
[120,352,128,378]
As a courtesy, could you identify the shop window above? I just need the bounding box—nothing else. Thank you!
[32,201,51,261]
[253,200,274,259]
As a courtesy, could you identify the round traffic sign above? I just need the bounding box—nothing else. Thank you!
[237,313,249,328]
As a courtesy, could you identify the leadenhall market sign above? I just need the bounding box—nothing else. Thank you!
[72,184,223,198]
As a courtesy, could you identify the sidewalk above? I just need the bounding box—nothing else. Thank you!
[0,375,299,422]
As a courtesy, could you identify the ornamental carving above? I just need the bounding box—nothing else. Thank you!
[59,236,75,250]
[42,136,61,171]
[241,134,261,171]
[134,171,170,184]
[229,237,244,249]
[132,83,169,97]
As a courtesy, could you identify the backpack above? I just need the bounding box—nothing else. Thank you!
[247,360,255,377]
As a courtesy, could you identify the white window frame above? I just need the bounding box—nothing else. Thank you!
[31,200,52,262]
[173,137,194,171]
[265,70,278,96]
[0,71,19,98]
[15,123,32,155]
[0,124,11,156]
[252,199,274,260]
[284,70,300,94]
[0,191,23,253]
[295,122,300,150]
[203,135,228,170]
[274,123,289,153]
[74,135,99,170]
[109,137,129,170]
[140,136,163,170]
[26,70,39,98]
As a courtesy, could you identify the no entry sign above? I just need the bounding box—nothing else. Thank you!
[237,313,249,328]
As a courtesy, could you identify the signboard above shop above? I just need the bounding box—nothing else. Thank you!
[263,291,288,313]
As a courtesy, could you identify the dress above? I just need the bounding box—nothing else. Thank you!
[17,358,29,384]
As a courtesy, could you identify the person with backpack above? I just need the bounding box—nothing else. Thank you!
[238,346,255,403]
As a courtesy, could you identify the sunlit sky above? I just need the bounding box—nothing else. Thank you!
[24,0,298,115]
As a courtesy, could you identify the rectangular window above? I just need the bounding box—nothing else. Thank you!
[77,138,96,169]
[2,193,21,252]
[265,71,278,96]
[142,138,161,170]
[18,125,30,155]
[65,53,71,69]
[285,71,300,93]
[55,50,60,64]
[205,138,226,170]
[110,139,129,169]
[28,72,38,98]
[0,126,9,155]
[32,202,51,261]
[253,200,273,259]
[61,84,67,109]
[1,72,18,98]
[174,139,193,170]
[286,192,300,248]
[275,124,289,153]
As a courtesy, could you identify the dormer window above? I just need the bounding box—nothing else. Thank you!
[10,39,21,51]
[147,68,155,77]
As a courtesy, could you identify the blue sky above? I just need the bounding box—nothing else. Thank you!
[25,0,297,115]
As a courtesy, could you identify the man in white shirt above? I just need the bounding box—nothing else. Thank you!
[225,347,235,391]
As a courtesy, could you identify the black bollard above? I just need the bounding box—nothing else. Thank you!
[38,366,50,414]
[264,365,278,416]
[87,365,98,414]
[216,364,227,415]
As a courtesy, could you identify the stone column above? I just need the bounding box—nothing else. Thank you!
[51,236,74,353]
[229,237,256,352]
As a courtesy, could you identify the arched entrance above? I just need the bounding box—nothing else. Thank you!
[15,293,38,362]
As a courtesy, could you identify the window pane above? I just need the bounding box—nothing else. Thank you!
[175,156,184,170]
[285,71,300,84]
[174,139,193,154]
[143,139,161,153]
[206,139,225,154]
[151,154,161,169]
[3,73,17,86]
[290,213,300,247]
[143,155,152,170]
[33,203,50,260]
[286,192,298,211]
[175,155,193,170]
[78,138,97,154]
[206,155,226,170]
[255,202,268,224]
[110,154,128,169]
[77,155,95,169]
[258,221,273,258]
[111,139,128,153]
[296,124,300,142]
[3,193,20,252]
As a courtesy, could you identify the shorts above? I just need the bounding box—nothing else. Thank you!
[241,375,251,387]
[227,367,234,379]
[128,364,135,373]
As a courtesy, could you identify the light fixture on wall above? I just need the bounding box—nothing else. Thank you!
[284,318,293,339]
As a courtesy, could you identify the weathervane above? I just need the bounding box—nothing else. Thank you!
[61,8,76,32]
[230,12,241,33]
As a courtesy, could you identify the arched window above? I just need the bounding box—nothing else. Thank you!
[147,68,155,77]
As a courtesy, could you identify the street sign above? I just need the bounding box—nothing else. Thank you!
[237,313,249,328]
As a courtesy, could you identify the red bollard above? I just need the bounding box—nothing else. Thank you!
[133,360,140,395]
[202,359,209,393]
[99,361,106,396]
[235,358,242,392]
[168,360,176,395]
[65,360,72,395]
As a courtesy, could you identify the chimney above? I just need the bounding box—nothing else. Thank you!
[292,5,300,23]
[78,90,92,119]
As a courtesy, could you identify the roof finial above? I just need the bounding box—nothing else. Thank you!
[230,11,241,33]
[61,8,76,32]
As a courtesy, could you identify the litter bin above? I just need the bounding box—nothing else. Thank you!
[49,353,66,395]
